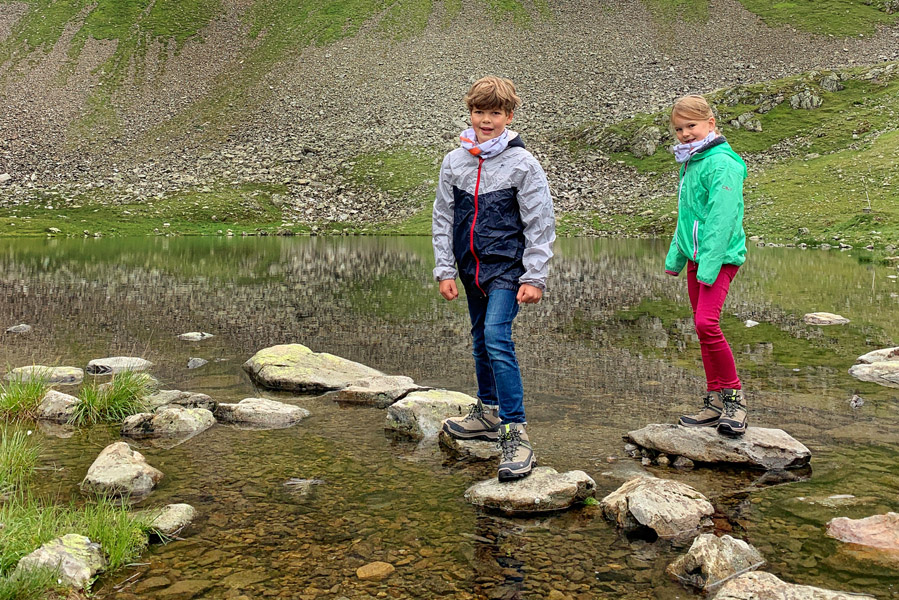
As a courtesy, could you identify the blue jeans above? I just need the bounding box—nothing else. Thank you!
[467,288,525,424]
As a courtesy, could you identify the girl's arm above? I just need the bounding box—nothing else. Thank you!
[696,162,745,285]
[665,234,686,275]
[432,154,458,282]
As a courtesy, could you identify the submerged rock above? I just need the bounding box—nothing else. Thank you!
[712,571,874,599]
[625,424,811,470]
[464,467,595,515]
[849,348,899,388]
[6,365,83,385]
[187,357,208,370]
[802,312,849,325]
[145,389,217,412]
[667,533,765,591]
[135,503,197,536]
[36,390,79,423]
[14,534,106,589]
[122,406,215,439]
[600,475,714,539]
[178,331,214,341]
[826,512,899,551]
[214,397,310,429]
[438,430,501,461]
[385,389,475,440]
[86,356,153,375]
[80,441,163,498]
[243,343,382,393]
[283,478,325,498]
[330,375,426,408]
[356,561,395,581]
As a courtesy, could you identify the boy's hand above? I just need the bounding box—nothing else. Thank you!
[439,279,459,301]
[517,284,542,304]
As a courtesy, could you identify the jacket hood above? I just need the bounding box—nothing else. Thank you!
[688,137,747,176]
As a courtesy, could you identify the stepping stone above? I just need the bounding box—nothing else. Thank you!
[178,332,214,341]
[134,503,197,537]
[243,343,382,393]
[330,375,426,408]
[802,312,849,325]
[86,356,153,374]
[438,430,500,461]
[214,397,310,429]
[600,475,713,540]
[145,389,216,412]
[385,389,476,440]
[667,533,765,592]
[14,534,106,589]
[122,406,215,439]
[849,349,899,388]
[625,424,811,470]
[826,512,899,551]
[36,390,79,423]
[464,467,595,515]
[712,571,874,599]
[80,442,163,499]
[6,365,83,385]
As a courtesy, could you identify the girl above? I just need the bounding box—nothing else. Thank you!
[664,94,748,436]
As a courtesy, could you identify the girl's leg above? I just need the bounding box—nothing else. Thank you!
[691,263,741,390]
[686,262,716,391]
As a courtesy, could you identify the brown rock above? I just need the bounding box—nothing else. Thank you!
[356,561,395,581]
[826,512,899,551]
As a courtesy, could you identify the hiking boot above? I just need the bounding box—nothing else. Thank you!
[678,392,723,427]
[442,400,501,442]
[717,389,748,436]
[497,423,535,482]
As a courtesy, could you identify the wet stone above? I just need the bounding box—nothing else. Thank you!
[626,424,811,470]
[712,572,874,599]
[178,332,215,341]
[122,406,215,439]
[86,356,153,374]
[134,503,197,537]
[7,365,83,385]
[438,430,501,461]
[36,389,79,423]
[243,343,382,393]
[14,533,106,589]
[385,389,476,440]
[145,389,217,412]
[80,441,164,499]
[329,375,427,408]
[214,397,310,429]
[464,467,596,515]
[666,533,765,591]
[157,579,214,599]
[826,512,899,551]
[600,475,714,540]
[356,561,395,581]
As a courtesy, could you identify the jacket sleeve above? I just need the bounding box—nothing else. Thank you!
[517,157,555,290]
[665,234,686,276]
[432,154,458,281]
[696,162,744,285]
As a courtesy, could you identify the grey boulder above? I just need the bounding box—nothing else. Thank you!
[36,390,79,423]
[86,356,153,375]
[330,375,426,408]
[214,397,310,429]
[243,343,382,393]
[625,424,811,470]
[464,467,595,514]
[122,406,215,439]
[438,430,500,461]
[6,365,83,385]
[849,348,899,388]
[14,534,106,589]
[145,389,217,412]
[712,571,874,599]
[80,441,163,498]
[667,533,765,591]
[134,503,197,536]
[802,312,849,325]
[385,389,476,440]
[600,475,714,539]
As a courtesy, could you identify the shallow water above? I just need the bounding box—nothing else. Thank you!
[1,236,898,599]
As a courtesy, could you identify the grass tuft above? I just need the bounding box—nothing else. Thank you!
[0,426,41,496]
[0,372,50,420]
[71,371,153,426]
[0,568,62,600]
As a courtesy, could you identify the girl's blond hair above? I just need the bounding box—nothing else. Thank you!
[671,94,719,133]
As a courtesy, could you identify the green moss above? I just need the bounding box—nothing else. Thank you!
[737,0,899,36]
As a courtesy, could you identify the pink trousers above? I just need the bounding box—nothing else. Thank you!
[687,261,741,391]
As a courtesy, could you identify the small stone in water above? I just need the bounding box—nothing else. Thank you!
[849,395,864,408]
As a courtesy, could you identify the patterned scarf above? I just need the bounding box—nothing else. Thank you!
[673,132,718,163]
[460,128,512,159]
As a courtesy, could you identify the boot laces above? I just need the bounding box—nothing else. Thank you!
[464,403,484,421]
[497,429,522,462]
[702,393,715,410]
[722,393,742,418]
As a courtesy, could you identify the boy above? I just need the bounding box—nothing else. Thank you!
[432,76,555,482]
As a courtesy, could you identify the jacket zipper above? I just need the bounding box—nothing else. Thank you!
[470,158,486,295]
[692,220,699,260]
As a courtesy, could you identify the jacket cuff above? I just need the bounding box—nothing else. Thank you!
[665,270,680,277]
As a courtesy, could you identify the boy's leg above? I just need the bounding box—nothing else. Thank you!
[441,292,501,441]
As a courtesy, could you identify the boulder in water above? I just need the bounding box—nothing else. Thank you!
[464,467,595,515]
[243,344,382,393]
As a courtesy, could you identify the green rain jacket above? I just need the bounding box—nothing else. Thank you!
[664,137,747,285]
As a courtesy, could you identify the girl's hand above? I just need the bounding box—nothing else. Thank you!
[517,284,543,304]
[439,279,459,301]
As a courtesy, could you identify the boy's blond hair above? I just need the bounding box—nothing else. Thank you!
[671,94,720,133]
[465,76,521,114]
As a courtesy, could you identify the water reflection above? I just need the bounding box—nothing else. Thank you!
[1,237,897,598]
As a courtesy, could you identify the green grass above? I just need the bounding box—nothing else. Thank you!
[0,568,62,600]
[0,427,41,496]
[738,0,899,36]
[71,371,154,426]
[0,373,50,420]
[0,494,150,581]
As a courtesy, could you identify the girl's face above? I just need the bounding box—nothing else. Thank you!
[672,113,716,144]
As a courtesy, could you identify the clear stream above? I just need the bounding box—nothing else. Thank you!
[1,236,897,599]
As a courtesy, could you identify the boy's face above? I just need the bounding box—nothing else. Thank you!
[470,107,514,144]
[671,113,716,144]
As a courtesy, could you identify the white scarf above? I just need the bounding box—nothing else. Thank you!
[673,132,718,163]
[460,128,512,159]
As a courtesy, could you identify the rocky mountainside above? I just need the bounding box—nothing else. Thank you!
[1,0,898,235]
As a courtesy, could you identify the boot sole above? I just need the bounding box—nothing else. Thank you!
[678,418,720,427]
[441,422,499,442]
[717,425,746,436]
[498,461,535,482]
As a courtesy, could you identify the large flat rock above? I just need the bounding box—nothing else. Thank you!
[626,424,811,470]
[438,430,500,461]
[826,512,899,551]
[86,356,153,374]
[385,389,476,440]
[849,362,899,389]
[243,344,382,393]
[214,397,310,429]
[464,467,595,514]
[330,375,426,408]
[6,365,83,385]
[122,406,215,439]
[712,571,874,599]
[600,475,714,540]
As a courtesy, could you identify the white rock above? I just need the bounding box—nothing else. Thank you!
[744,320,759,328]
[135,503,197,536]
[14,534,105,589]
[80,441,163,498]
[667,533,765,591]
[464,467,595,514]
[36,390,80,423]
[600,475,714,539]
[177,332,214,341]
[712,571,874,599]
[243,343,382,393]
[214,397,310,429]
[86,356,153,374]
[5,323,32,333]
[802,312,849,325]
[385,389,476,440]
